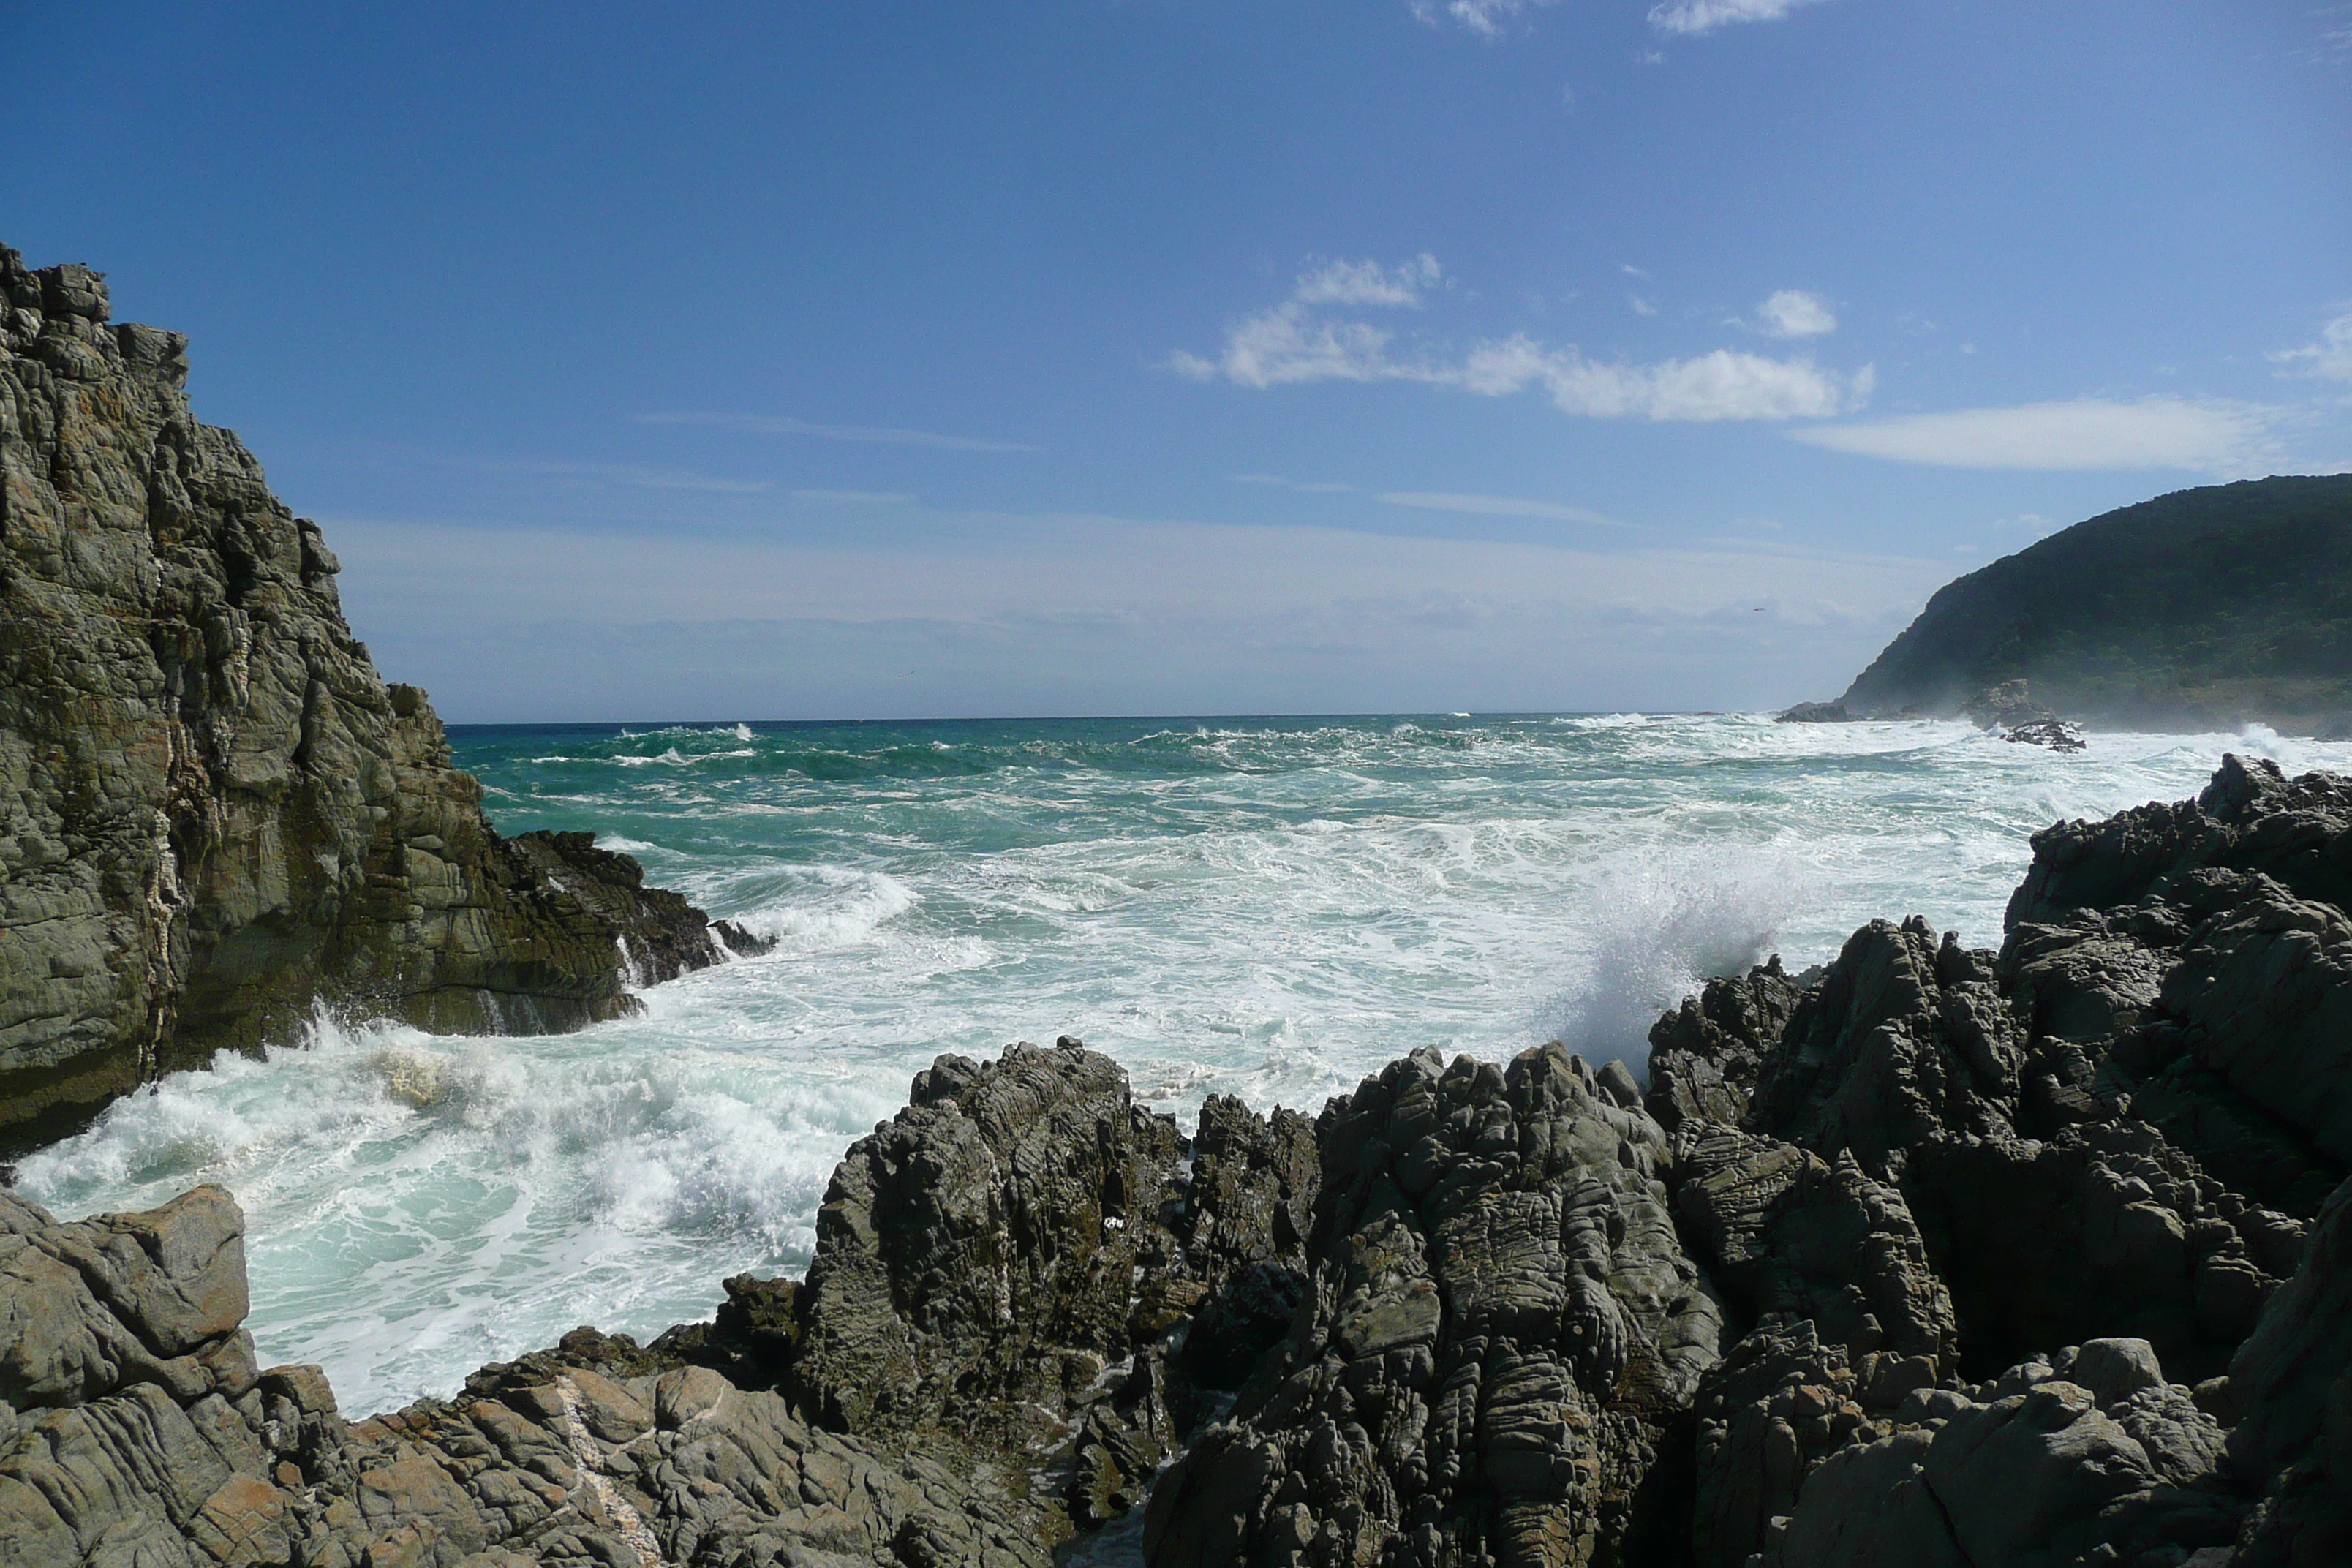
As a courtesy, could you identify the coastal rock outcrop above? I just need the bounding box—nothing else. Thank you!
[0,1186,1044,1568]
[785,1038,1188,1455]
[1143,1042,1723,1568]
[15,755,2352,1567]
[0,244,758,1144]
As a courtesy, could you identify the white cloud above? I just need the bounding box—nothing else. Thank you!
[1409,0,1560,38]
[1757,289,1836,339]
[1294,255,1443,308]
[1173,304,1401,387]
[638,412,1038,452]
[1452,336,1868,421]
[1377,492,1631,528]
[1649,0,1830,34]
[1629,294,1659,317]
[791,489,913,504]
[2270,312,2352,382]
[1175,307,1868,422]
[1789,396,2282,472]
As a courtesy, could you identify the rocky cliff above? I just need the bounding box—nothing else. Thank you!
[1828,475,2352,732]
[0,245,759,1146]
[10,759,2352,1567]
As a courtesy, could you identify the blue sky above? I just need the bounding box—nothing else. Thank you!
[7,1,2350,720]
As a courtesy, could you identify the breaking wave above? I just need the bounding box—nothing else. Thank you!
[19,710,2345,1415]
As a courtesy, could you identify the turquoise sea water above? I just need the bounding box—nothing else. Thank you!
[16,712,2345,1416]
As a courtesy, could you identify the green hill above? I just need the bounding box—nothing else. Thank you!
[1838,475,2352,732]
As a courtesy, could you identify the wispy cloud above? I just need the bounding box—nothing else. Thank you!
[2269,312,2352,382]
[1232,474,1359,494]
[1377,492,1632,528]
[1409,0,1560,38]
[1172,295,1869,422]
[1790,396,2283,472]
[791,489,915,504]
[478,458,771,494]
[1169,306,1400,387]
[638,412,1038,452]
[2312,4,2352,63]
[1453,336,1866,420]
[1294,254,1444,308]
[1756,289,1837,339]
[1649,0,1831,35]
[333,511,1951,720]
[1629,295,1659,317]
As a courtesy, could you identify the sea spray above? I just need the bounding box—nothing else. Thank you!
[1529,846,1816,1078]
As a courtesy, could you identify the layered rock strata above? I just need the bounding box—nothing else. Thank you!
[12,756,2352,1566]
[0,245,758,1145]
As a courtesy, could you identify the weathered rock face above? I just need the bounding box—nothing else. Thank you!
[0,245,757,1145]
[1641,758,2352,1565]
[1144,1044,1723,1568]
[785,1038,1189,1450]
[0,1186,1044,1568]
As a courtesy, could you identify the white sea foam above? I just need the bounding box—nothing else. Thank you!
[1529,847,1816,1077]
[729,866,919,951]
[20,713,2352,1417]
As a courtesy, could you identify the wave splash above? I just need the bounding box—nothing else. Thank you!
[1530,848,1814,1079]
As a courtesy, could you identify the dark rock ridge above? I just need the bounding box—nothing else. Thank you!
[0,244,763,1145]
[12,757,2352,1565]
[1828,475,2352,732]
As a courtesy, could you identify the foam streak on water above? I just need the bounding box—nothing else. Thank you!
[15,713,2342,1414]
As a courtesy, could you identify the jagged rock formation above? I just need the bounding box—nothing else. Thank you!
[0,1185,1044,1568]
[656,1037,1322,1540]
[1642,755,2352,1566]
[1145,1043,1722,1568]
[0,244,761,1145]
[1829,475,2352,731]
[13,756,2352,1566]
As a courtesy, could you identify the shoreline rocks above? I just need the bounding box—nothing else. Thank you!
[0,244,764,1146]
[10,754,2352,1564]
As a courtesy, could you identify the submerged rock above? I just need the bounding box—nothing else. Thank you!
[0,244,751,1145]
[2005,719,2087,752]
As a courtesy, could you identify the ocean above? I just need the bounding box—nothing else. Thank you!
[13,712,2340,1417]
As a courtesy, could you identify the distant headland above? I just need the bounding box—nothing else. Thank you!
[1790,475,2352,735]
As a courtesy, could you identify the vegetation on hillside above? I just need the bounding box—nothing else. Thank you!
[1839,475,2352,731]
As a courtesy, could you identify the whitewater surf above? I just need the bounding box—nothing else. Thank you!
[15,712,2340,1415]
